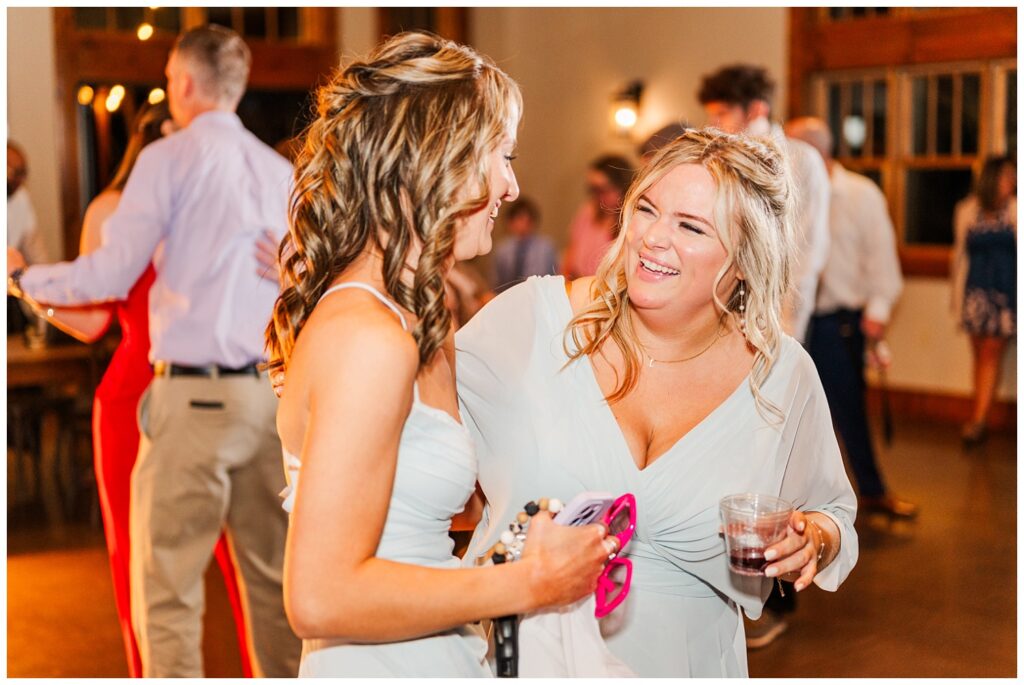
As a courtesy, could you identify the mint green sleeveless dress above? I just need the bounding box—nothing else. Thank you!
[281,282,491,677]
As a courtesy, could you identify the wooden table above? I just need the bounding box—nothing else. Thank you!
[7,334,102,523]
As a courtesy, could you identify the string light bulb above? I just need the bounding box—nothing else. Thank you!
[137,22,154,41]
[148,88,166,105]
[105,85,126,113]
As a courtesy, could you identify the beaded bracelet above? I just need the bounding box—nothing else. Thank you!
[483,497,564,566]
[486,497,563,678]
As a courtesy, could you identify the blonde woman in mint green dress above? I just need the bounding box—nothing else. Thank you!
[457,129,858,677]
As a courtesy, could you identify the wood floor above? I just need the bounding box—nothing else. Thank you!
[6,418,1016,678]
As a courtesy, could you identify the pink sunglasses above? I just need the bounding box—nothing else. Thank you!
[595,493,637,618]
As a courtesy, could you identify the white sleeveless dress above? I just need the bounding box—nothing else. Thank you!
[280,282,491,677]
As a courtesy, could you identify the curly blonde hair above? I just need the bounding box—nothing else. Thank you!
[565,127,796,419]
[266,32,521,372]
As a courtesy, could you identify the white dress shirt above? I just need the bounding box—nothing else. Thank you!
[816,163,903,323]
[20,111,293,366]
[772,125,831,343]
[7,186,49,265]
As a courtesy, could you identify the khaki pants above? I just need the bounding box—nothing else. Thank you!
[129,373,300,677]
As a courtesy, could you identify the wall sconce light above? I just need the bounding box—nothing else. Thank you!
[148,88,166,105]
[137,22,155,41]
[77,85,95,106]
[611,80,644,136]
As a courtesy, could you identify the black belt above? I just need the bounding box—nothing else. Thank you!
[152,361,261,378]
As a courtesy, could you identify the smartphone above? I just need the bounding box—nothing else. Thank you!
[553,491,615,527]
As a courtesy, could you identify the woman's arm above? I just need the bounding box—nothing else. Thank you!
[35,192,120,342]
[770,349,859,592]
[284,310,611,642]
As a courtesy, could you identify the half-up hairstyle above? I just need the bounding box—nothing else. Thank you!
[266,31,522,373]
[565,127,796,420]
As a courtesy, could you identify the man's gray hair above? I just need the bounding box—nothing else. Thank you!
[174,25,251,107]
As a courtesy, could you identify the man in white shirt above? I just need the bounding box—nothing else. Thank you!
[7,142,49,266]
[698,65,830,344]
[8,26,299,676]
[786,116,918,519]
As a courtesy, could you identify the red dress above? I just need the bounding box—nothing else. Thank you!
[92,265,254,677]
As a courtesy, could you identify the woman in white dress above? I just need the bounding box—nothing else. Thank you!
[266,32,617,677]
[457,128,859,676]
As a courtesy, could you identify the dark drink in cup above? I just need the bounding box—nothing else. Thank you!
[719,494,793,577]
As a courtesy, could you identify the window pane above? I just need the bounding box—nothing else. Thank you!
[936,75,953,155]
[904,169,973,245]
[236,88,317,148]
[828,8,847,19]
[1007,70,1017,154]
[74,8,107,30]
[851,7,868,17]
[872,80,887,156]
[114,7,145,32]
[828,83,842,157]
[279,7,300,39]
[912,77,928,155]
[384,7,436,34]
[243,8,267,38]
[961,73,980,155]
[152,7,181,34]
[845,82,865,156]
[207,8,234,30]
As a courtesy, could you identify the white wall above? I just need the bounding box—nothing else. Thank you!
[7,7,62,260]
[879,278,1016,399]
[471,7,788,253]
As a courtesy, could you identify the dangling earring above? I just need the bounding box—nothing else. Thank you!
[737,281,747,336]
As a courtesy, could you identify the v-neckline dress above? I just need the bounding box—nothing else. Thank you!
[456,275,858,677]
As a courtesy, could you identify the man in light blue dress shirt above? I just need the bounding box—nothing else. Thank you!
[9,26,299,676]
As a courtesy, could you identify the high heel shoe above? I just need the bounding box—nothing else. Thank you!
[961,422,989,446]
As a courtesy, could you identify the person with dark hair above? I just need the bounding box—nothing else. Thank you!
[6,142,48,266]
[491,196,558,293]
[952,155,1016,444]
[638,121,690,161]
[8,25,299,676]
[785,116,917,520]
[562,154,635,279]
[698,64,830,345]
[7,101,256,678]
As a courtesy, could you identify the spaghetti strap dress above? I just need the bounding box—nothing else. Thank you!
[280,282,491,677]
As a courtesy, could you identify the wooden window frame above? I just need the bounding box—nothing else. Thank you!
[376,8,469,44]
[52,7,337,259]
[789,7,1016,278]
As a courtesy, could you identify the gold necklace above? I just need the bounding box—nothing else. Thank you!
[639,323,726,368]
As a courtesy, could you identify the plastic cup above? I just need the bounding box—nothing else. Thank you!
[719,493,794,576]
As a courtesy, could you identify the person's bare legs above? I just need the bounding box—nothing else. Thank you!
[965,335,1007,442]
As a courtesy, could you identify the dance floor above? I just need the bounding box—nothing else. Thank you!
[7,418,1016,677]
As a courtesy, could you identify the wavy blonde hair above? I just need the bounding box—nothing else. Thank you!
[565,127,796,419]
[266,32,521,373]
